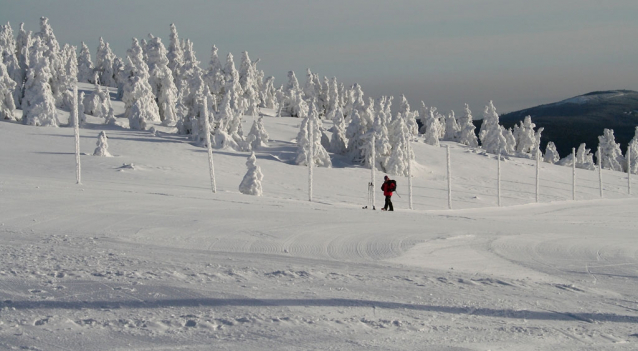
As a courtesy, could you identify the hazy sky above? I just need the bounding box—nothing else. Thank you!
[1,0,637,114]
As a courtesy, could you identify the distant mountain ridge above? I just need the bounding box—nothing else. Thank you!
[495,90,638,158]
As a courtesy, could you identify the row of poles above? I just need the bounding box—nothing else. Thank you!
[71,85,632,208]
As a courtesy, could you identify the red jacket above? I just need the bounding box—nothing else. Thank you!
[381,180,394,197]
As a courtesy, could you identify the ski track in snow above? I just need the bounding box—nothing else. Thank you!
[2,94,638,350]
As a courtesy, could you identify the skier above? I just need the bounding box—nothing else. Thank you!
[381,175,395,211]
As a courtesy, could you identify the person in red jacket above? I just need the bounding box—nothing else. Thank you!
[381,175,395,211]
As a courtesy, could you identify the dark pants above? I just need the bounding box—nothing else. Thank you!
[384,196,393,211]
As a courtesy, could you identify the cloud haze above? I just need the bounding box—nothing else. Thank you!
[1,0,636,114]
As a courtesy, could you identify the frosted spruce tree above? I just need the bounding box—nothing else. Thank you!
[1,23,23,109]
[502,127,517,155]
[76,42,94,83]
[204,45,225,106]
[514,116,539,156]
[326,77,340,116]
[212,94,239,150]
[0,60,17,120]
[329,108,348,154]
[346,109,370,163]
[543,141,560,164]
[421,103,441,146]
[239,152,264,196]
[93,131,112,157]
[370,110,392,171]
[122,38,160,130]
[245,116,269,151]
[95,38,117,87]
[239,51,260,117]
[443,111,460,141]
[385,112,413,177]
[167,24,185,90]
[628,127,638,174]
[295,101,331,167]
[146,35,178,125]
[575,143,596,170]
[22,38,58,126]
[457,104,478,147]
[597,128,625,172]
[35,17,65,104]
[259,76,278,110]
[13,23,31,108]
[479,101,507,154]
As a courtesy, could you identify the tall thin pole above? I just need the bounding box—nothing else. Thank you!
[371,135,376,209]
[628,147,632,195]
[446,145,452,210]
[598,146,603,198]
[407,138,413,210]
[497,150,501,207]
[203,97,216,193]
[535,149,540,203]
[572,148,576,200]
[73,85,81,185]
[308,118,314,202]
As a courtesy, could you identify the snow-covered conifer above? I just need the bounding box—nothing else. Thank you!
[76,42,94,83]
[597,128,625,172]
[628,127,638,174]
[239,152,263,196]
[22,38,58,126]
[385,112,413,177]
[211,94,239,150]
[457,104,478,147]
[543,141,560,163]
[95,38,117,87]
[502,127,517,155]
[287,90,308,118]
[122,39,160,130]
[303,68,316,103]
[167,24,184,87]
[296,101,331,167]
[514,116,538,156]
[329,108,348,154]
[0,60,16,120]
[245,116,269,151]
[421,103,441,146]
[326,77,340,116]
[204,45,225,106]
[444,110,460,141]
[223,53,246,115]
[259,76,278,110]
[35,17,65,104]
[93,131,112,157]
[346,109,371,163]
[575,143,595,170]
[479,101,507,154]
[146,35,178,125]
[371,110,392,171]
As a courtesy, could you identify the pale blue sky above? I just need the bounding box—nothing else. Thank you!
[1,0,637,114]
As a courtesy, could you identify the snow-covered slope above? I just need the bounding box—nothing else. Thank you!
[1,90,638,350]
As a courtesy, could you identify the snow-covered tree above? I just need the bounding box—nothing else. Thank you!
[303,68,317,103]
[543,141,560,163]
[628,127,638,174]
[514,116,538,156]
[239,152,264,196]
[93,131,112,157]
[0,60,17,120]
[597,128,625,172]
[167,23,184,88]
[245,116,269,150]
[95,37,117,87]
[122,38,160,130]
[457,104,478,147]
[204,45,225,106]
[420,103,441,146]
[259,76,278,110]
[329,108,348,155]
[35,17,65,104]
[443,110,460,141]
[76,42,94,83]
[396,95,418,137]
[558,143,595,170]
[502,127,517,155]
[385,112,413,177]
[13,23,31,107]
[223,52,246,115]
[346,109,370,163]
[211,94,239,150]
[146,35,178,125]
[370,110,392,171]
[296,101,331,167]
[287,90,308,118]
[22,38,58,126]
[479,101,507,154]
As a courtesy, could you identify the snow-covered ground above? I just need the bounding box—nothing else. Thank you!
[1,90,638,350]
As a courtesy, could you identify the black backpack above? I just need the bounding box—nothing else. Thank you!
[388,180,396,192]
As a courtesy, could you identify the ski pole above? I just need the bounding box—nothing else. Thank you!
[394,190,402,198]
